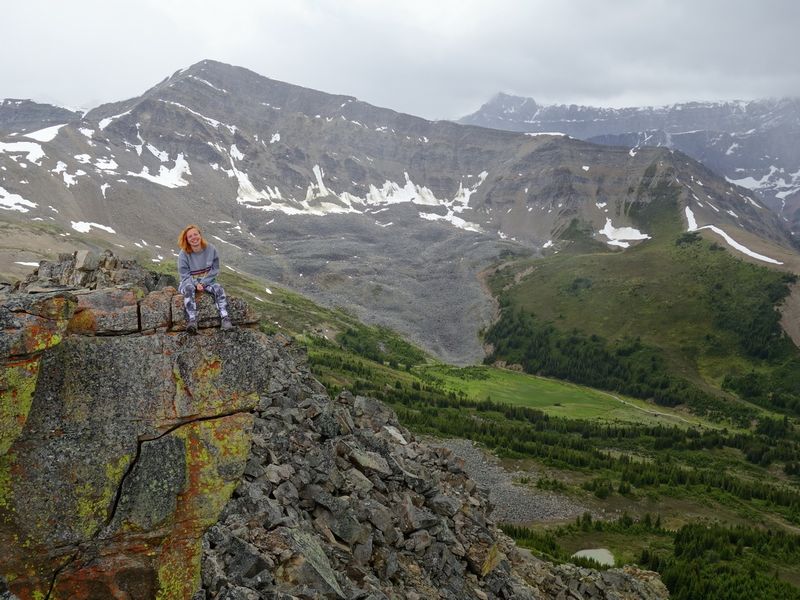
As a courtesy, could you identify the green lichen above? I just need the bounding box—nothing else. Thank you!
[100,453,133,519]
[31,331,62,354]
[74,482,104,538]
[193,416,253,516]
[156,539,201,600]
[0,454,13,510]
[0,360,39,456]
[189,357,225,410]
[171,364,190,414]
[74,453,133,538]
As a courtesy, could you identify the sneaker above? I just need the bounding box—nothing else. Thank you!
[221,316,233,331]
[186,320,198,335]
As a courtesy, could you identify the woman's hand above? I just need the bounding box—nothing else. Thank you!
[196,283,205,292]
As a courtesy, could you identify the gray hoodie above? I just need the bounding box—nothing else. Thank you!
[178,244,220,287]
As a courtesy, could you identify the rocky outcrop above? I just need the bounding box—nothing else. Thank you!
[14,250,177,293]
[1,255,263,599]
[1,256,669,600]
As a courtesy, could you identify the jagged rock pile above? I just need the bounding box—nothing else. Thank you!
[14,249,177,293]
[1,254,668,600]
[198,355,668,599]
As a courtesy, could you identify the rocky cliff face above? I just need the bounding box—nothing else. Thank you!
[0,256,669,600]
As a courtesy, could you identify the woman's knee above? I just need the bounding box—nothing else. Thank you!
[209,283,227,298]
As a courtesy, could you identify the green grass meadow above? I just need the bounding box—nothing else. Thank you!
[416,364,711,428]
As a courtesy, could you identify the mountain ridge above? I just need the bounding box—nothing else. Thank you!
[459,92,800,228]
[1,59,798,364]
[0,98,82,135]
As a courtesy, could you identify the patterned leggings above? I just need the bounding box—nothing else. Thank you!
[179,281,229,322]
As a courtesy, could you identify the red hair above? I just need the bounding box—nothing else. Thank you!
[178,224,207,253]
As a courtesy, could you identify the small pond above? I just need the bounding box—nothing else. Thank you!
[571,548,615,566]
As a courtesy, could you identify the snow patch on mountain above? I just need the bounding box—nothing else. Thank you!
[0,186,37,212]
[99,109,132,130]
[161,100,236,134]
[727,167,780,190]
[599,218,651,248]
[23,124,67,142]
[95,158,118,172]
[745,196,763,209]
[727,165,800,202]
[127,153,191,188]
[147,144,169,162]
[685,207,782,264]
[230,145,245,161]
[225,159,488,231]
[189,75,228,94]
[0,141,45,165]
[71,221,116,234]
[52,161,86,187]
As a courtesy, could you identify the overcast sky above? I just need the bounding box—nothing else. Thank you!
[4,0,799,120]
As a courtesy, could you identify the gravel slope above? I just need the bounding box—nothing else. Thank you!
[431,437,590,524]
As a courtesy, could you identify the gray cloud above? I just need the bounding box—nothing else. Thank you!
[3,0,799,120]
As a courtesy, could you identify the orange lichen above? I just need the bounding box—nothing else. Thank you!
[154,414,253,598]
[66,310,97,335]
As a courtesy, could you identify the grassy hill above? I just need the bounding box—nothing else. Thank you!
[484,190,799,424]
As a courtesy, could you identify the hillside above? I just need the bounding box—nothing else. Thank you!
[482,180,800,425]
[0,99,81,135]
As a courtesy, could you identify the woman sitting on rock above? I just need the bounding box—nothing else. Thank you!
[177,224,232,334]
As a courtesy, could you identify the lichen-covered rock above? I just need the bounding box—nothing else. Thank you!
[0,267,268,599]
[171,294,259,331]
[0,291,76,357]
[0,292,76,456]
[67,286,142,334]
[140,286,176,331]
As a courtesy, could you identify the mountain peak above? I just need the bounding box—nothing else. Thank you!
[1,61,796,363]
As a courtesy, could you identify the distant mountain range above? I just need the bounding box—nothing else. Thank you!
[1,61,797,362]
[459,93,800,230]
